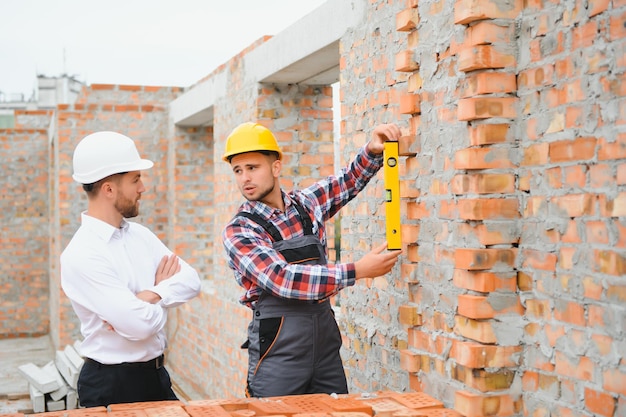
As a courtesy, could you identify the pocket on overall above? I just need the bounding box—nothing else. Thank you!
[259,317,283,359]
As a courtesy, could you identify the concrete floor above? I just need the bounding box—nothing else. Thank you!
[0,335,204,414]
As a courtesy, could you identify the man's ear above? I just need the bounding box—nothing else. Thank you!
[272,158,282,178]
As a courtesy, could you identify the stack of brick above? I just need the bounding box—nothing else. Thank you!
[17,342,84,413]
[0,391,462,417]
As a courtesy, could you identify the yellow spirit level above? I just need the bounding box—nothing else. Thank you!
[384,141,401,250]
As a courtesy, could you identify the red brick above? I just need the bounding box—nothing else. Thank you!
[396,8,419,32]
[454,248,517,270]
[454,0,523,24]
[454,391,521,417]
[453,270,517,292]
[603,367,626,396]
[549,137,597,162]
[469,123,511,145]
[456,198,520,220]
[458,45,516,72]
[398,304,422,326]
[521,249,557,271]
[399,135,419,157]
[555,352,594,382]
[598,134,626,160]
[521,143,549,166]
[600,192,626,217]
[464,21,514,46]
[457,222,520,245]
[461,72,517,97]
[584,387,616,417]
[458,97,517,120]
[399,93,421,115]
[451,340,522,368]
[396,50,419,72]
[457,293,524,319]
[551,193,596,217]
[451,173,515,194]
[454,316,497,343]
[454,147,515,170]
[593,249,626,276]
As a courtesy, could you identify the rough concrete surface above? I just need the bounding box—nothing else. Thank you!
[0,336,204,413]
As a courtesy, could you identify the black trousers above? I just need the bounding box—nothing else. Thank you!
[78,357,177,407]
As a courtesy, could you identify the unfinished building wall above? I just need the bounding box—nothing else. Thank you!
[0,128,50,337]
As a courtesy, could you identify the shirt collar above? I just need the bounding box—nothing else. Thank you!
[80,211,130,242]
[238,191,294,219]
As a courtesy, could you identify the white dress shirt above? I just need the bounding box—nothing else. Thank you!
[61,212,201,364]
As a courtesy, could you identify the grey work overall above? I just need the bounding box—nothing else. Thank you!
[238,202,348,398]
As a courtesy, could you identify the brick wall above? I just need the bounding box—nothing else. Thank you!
[0,129,50,337]
[2,0,624,415]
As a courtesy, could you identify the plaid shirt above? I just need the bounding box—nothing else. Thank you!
[222,145,384,308]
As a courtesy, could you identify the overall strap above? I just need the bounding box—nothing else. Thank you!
[236,199,315,242]
[292,200,314,236]
[236,212,283,242]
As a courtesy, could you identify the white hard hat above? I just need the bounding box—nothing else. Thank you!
[72,131,154,184]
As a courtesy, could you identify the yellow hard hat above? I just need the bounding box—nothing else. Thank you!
[222,122,282,162]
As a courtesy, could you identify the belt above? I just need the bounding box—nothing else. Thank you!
[85,354,165,369]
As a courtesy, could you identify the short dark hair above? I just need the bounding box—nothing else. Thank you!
[82,172,128,195]
[227,150,279,163]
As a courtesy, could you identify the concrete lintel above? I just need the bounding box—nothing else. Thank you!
[170,71,225,127]
[248,0,364,85]
[171,0,364,128]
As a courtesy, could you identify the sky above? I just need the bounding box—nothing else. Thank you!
[0,0,327,100]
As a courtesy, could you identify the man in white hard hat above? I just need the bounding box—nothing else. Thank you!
[60,131,201,407]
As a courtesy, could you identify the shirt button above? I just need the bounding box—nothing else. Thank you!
[260,337,266,343]
[255,311,260,317]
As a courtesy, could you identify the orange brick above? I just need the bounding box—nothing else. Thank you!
[454,148,515,170]
[593,249,626,276]
[385,392,443,410]
[598,134,626,160]
[399,304,422,326]
[454,0,523,24]
[551,193,596,217]
[451,340,522,368]
[400,180,420,198]
[600,192,626,217]
[453,269,517,292]
[459,45,516,71]
[184,406,235,417]
[468,123,511,145]
[396,8,419,32]
[451,173,516,194]
[457,293,524,319]
[454,316,497,343]
[402,224,420,244]
[454,248,517,270]
[549,137,597,162]
[456,223,520,245]
[146,406,191,417]
[456,198,520,220]
[320,397,373,414]
[187,399,250,411]
[395,50,419,72]
[584,387,616,417]
[248,399,302,416]
[399,93,421,115]
[452,364,515,391]
[521,143,550,166]
[465,21,514,46]
[457,97,517,120]
[461,72,517,97]
[399,135,419,156]
[454,391,521,417]
[109,402,184,411]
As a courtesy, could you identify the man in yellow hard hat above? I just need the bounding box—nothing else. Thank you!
[222,122,402,397]
[61,131,201,406]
